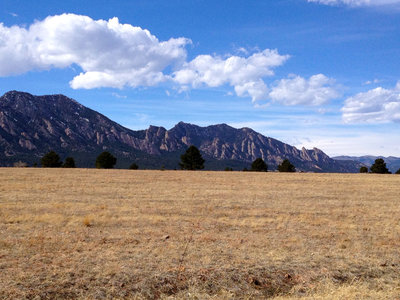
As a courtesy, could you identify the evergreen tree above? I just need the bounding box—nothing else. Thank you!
[395,168,400,174]
[277,159,296,172]
[63,157,76,168]
[129,163,139,170]
[359,166,368,173]
[41,151,62,168]
[251,158,268,172]
[370,158,390,174]
[95,151,117,169]
[179,145,205,170]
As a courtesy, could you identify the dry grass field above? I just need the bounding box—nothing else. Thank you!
[0,168,399,299]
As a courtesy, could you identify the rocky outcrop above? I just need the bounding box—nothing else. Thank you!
[0,91,361,172]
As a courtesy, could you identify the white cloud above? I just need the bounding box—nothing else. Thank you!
[0,14,189,88]
[342,82,400,123]
[229,118,400,157]
[0,13,338,106]
[0,14,292,102]
[172,50,289,102]
[268,74,340,105]
[364,79,380,85]
[308,0,400,6]
[295,133,400,157]
[111,92,127,99]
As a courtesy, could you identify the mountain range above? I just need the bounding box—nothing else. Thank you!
[0,91,364,172]
[334,156,400,173]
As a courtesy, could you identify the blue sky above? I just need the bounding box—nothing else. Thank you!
[1,0,399,156]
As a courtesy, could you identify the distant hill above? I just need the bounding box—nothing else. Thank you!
[334,156,400,173]
[0,90,361,172]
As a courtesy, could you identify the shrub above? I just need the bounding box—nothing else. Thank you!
[359,166,368,173]
[129,163,139,170]
[370,158,390,174]
[13,161,28,168]
[95,151,117,169]
[251,158,268,172]
[179,145,205,170]
[63,157,76,168]
[277,159,296,172]
[224,167,233,171]
[395,168,400,174]
[83,216,92,227]
[41,151,62,168]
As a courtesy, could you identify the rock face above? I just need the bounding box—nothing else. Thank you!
[0,91,142,155]
[161,122,357,172]
[0,91,360,172]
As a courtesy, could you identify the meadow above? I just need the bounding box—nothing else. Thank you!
[0,168,399,299]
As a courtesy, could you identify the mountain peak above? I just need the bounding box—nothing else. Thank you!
[175,121,196,127]
[171,121,201,131]
[208,123,234,130]
[2,90,34,99]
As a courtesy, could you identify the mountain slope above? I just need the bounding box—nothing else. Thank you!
[334,155,400,173]
[0,91,360,172]
[161,122,360,172]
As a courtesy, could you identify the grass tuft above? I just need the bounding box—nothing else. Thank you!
[83,216,93,227]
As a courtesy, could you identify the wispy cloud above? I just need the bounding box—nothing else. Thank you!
[364,79,381,85]
[111,92,127,99]
[230,118,400,156]
[295,131,400,156]
[308,0,400,6]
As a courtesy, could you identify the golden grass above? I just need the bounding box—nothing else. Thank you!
[0,168,399,299]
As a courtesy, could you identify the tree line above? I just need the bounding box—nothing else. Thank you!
[359,158,400,174]
[24,146,400,174]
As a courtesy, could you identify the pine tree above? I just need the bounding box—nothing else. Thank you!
[277,159,296,172]
[63,157,76,168]
[41,151,62,168]
[179,145,205,170]
[370,158,390,174]
[129,163,139,170]
[95,152,117,169]
[251,158,268,172]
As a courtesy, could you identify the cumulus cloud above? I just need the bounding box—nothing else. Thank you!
[0,14,189,88]
[308,0,400,6]
[0,14,292,102]
[0,13,337,106]
[172,50,289,102]
[342,82,400,123]
[268,74,340,105]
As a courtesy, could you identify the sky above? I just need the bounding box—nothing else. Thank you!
[0,0,399,157]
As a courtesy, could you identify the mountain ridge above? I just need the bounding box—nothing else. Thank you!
[1,90,361,172]
[334,155,400,173]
